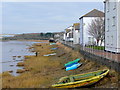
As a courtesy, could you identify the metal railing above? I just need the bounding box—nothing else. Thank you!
[61,40,120,63]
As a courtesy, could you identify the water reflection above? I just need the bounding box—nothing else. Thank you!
[1,40,42,76]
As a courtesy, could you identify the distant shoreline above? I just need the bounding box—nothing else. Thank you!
[18,39,49,42]
[1,39,49,42]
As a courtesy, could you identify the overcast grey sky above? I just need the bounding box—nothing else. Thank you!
[2,2,104,34]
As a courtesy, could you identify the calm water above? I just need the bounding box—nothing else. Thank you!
[1,40,43,76]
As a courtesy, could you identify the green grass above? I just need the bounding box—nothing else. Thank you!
[86,46,105,50]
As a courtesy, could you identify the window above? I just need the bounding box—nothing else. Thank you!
[107,18,110,32]
[111,36,113,46]
[107,1,110,12]
[113,2,116,10]
[112,16,115,26]
[107,36,109,45]
[88,37,91,45]
[88,37,94,45]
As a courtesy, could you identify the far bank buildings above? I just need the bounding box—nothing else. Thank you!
[104,0,120,53]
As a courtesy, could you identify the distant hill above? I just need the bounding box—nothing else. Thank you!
[2,33,54,40]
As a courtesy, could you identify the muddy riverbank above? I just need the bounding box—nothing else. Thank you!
[1,40,48,76]
[1,41,120,88]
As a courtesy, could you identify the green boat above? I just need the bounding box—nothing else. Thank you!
[52,69,109,88]
[65,58,80,67]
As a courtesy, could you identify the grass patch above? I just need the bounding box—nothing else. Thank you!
[2,42,119,88]
[86,46,105,50]
[17,62,24,66]
[16,69,26,73]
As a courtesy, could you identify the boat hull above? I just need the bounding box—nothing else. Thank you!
[43,53,56,56]
[51,48,58,50]
[66,63,82,71]
[50,43,56,45]
[65,62,78,67]
[65,58,80,67]
[53,77,101,88]
[52,69,109,88]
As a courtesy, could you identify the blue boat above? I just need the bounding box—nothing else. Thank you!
[65,62,78,67]
[66,63,82,71]
[50,43,56,45]
[51,47,58,50]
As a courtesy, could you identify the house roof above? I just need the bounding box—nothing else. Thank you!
[79,9,104,19]
[73,23,80,26]
[65,26,73,33]
[73,23,80,30]
[65,29,71,33]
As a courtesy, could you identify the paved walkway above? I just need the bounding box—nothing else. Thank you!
[83,47,120,63]
[61,41,120,63]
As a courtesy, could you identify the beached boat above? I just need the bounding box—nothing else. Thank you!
[65,58,80,67]
[50,43,56,45]
[43,53,56,56]
[52,69,109,88]
[65,62,78,67]
[49,38,55,43]
[66,63,82,71]
[51,47,58,50]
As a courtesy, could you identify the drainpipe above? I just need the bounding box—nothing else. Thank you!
[104,1,106,52]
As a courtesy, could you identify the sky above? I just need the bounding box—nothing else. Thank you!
[1,2,104,34]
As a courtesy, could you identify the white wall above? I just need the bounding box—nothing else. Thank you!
[117,1,120,52]
[73,30,80,44]
[63,33,66,40]
[67,30,73,41]
[105,0,120,53]
[80,17,98,46]
[80,18,83,45]
[64,29,73,41]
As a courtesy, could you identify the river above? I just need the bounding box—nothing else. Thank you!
[0,40,44,76]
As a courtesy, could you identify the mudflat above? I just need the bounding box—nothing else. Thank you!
[1,41,119,88]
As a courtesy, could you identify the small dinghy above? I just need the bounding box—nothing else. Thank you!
[65,62,78,67]
[66,63,82,71]
[51,47,58,50]
[52,69,109,88]
[43,53,56,56]
[50,43,56,45]
[65,58,80,67]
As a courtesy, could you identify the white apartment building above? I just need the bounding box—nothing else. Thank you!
[64,26,73,42]
[104,0,120,53]
[79,9,104,46]
[73,23,80,44]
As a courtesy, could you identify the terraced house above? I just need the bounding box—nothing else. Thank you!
[79,9,104,46]
[63,26,73,42]
[104,0,120,53]
[73,23,80,44]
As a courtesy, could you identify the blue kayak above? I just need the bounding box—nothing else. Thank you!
[51,47,58,50]
[66,63,82,71]
[50,43,56,45]
[65,62,78,67]
[65,58,80,67]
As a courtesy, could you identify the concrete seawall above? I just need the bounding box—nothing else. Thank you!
[61,42,120,72]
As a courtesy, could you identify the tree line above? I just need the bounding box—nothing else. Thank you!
[2,33,54,40]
